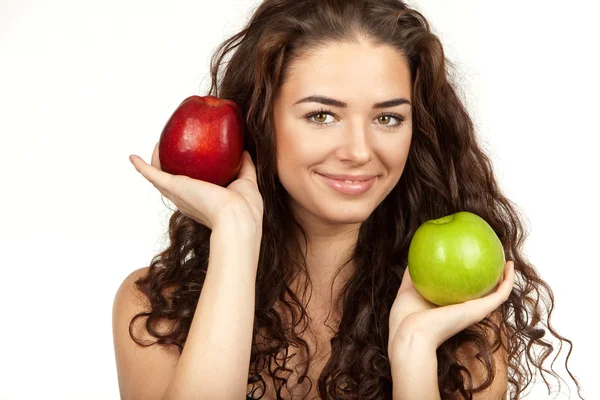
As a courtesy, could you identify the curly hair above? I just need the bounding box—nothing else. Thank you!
[129,0,584,399]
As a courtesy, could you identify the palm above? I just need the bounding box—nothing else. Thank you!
[131,143,263,230]
[388,262,514,355]
[223,173,264,227]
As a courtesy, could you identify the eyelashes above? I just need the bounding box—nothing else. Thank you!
[301,107,406,130]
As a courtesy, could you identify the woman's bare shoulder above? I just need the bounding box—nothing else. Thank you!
[114,267,150,305]
[112,266,180,399]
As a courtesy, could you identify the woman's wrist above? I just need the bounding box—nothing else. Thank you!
[389,332,436,369]
[388,325,436,360]
[389,335,441,400]
[214,204,261,232]
[212,211,262,256]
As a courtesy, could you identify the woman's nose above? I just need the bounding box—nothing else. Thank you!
[337,122,373,165]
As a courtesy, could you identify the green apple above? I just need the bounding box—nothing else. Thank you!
[407,211,505,306]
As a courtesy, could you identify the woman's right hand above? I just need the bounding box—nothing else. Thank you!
[129,143,264,233]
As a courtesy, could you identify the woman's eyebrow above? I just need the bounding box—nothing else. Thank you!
[293,95,411,108]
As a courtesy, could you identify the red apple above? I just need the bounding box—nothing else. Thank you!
[158,95,245,186]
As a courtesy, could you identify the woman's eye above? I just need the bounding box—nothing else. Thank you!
[311,113,335,124]
[303,110,404,130]
[377,115,393,125]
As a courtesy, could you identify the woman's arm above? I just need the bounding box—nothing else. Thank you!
[122,147,264,399]
[388,263,514,400]
[390,311,509,400]
[112,215,261,400]
[390,334,440,400]
[161,213,261,399]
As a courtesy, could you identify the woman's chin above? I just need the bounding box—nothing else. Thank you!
[319,207,374,225]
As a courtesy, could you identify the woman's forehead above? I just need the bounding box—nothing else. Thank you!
[280,41,412,106]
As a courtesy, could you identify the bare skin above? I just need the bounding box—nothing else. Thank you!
[115,35,512,400]
[253,36,413,399]
[272,34,412,309]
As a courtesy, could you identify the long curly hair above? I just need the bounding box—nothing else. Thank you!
[129,0,584,399]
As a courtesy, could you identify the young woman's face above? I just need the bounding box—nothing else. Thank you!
[272,38,413,225]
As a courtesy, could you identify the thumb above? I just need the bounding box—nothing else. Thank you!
[236,150,258,184]
[151,142,162,170]
[400,266,415,290]
[395,266,415,298]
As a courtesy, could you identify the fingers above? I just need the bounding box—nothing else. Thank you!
[129,153,175,194]
[424,261,514,345]
[151,142,161,170]
[496,260,515,300]
[445,261,515,334]
[236,150,258,184]
[478,260,515,308]
[391,261,516,349]
[471,261,514,313]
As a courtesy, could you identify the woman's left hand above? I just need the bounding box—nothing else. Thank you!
[388,261,515,358]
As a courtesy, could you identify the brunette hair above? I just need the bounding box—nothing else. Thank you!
[129,0,583,398]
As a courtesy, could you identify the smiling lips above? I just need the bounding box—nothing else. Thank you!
[317,172,377,195]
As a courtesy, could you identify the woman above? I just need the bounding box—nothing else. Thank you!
[112,0,582,399]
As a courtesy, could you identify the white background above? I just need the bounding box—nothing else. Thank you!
[1,0,598,399]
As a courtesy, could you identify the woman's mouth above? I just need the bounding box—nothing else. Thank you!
[316,173,377,195]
